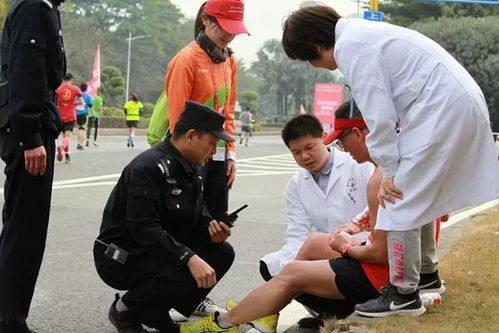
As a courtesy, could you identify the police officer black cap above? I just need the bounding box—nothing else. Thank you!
[178,100,235,142]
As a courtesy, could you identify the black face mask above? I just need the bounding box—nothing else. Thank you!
[195,32,229,64]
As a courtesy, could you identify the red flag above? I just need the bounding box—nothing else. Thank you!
[86,45,101,97]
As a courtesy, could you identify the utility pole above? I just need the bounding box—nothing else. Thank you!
[125,32,150,101]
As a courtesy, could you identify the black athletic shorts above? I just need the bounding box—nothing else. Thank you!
[241,125,251,133]
[329,257,380,304]
[77,114,87,129]
[62,121,75,132]
[126,120,139,128]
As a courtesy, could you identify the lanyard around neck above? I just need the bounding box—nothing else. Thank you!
[207,60,229,114]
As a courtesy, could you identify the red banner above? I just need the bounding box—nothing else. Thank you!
[86,45,101,97]
[313,83,344,131]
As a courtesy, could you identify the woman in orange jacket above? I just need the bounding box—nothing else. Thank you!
[161,0,248,223]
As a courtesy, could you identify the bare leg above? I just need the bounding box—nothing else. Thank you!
[78,128,86,146]
[295,232,339,260]
[222,260,344,325]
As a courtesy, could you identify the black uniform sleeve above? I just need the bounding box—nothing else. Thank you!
[7,1,50,149]
[126,164,196,266]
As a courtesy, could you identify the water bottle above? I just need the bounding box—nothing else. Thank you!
[420,292,442,307]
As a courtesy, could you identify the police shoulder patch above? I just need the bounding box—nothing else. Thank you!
[40,0,53,9]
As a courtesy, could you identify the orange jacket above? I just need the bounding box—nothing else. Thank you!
[165,41,237,158]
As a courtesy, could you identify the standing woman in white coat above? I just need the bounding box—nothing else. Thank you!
[282,4,499,317]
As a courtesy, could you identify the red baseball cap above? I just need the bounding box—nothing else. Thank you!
[323,118,367,145]
[204,0,249,35]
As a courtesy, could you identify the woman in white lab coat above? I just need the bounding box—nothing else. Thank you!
[282,4,499,317]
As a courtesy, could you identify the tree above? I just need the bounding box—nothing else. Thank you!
[237,59,262,102]
[380,0,442,26]
[239,90,260,117]
[100,66,126,107]
[61,0,190,104]
[411,16,499,131]
[380,0,499,26]
[251,39,337,117]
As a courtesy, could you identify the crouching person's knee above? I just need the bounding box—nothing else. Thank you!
[209,241,235,277]
[297,232,329,260]
[274,260,304,292]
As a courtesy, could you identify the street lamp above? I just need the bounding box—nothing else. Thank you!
[125,32,150,101]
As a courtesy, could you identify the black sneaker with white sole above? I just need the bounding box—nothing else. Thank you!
[418,270,446,294]
[108,294,148,333]
[354,284,426,318]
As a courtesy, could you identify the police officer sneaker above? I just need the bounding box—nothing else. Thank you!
[180,312,240,333]
[226,300,278,333]
[193,297,225,316]
[354,284,426,318]
[108,294,148,333]
[169,308,189,322]
[418,270,446,294]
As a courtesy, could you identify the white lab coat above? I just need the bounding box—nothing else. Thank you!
[261,148,374,276]
[334,18,499,231]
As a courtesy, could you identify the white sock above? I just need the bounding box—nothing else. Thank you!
[216,312,233,329]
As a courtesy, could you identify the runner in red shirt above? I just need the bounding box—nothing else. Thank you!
[56,72,82,163]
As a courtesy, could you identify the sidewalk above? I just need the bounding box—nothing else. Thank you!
[253,199,499,333]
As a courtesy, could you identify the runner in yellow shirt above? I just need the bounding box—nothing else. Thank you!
[123,93,143,148]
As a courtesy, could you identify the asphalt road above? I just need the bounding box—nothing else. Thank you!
[0,134,301,333]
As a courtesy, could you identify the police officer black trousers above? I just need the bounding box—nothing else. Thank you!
[202,159,228,222]
[0,131,55,333]
[94,240,234,331]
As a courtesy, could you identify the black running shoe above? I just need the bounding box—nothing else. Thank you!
[354,284,426,318]
[418,270,446,294]
[108,294,148,333]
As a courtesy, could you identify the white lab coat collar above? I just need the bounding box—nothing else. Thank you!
[301,148,346,197]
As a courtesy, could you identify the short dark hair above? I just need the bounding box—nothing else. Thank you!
[282,114,324,147]
[80,83,87,92]
[64,72,74,81]
[335,101,363,119]
[282,3,341,61]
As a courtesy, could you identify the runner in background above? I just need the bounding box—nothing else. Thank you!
[239,106,253,147]
[76,83,92,150]
[86,89,103,147]
[56,72,81,163]
[123,93,143,148]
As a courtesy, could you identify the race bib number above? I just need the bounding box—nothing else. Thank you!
[213,140,226,161]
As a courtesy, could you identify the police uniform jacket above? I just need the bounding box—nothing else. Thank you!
[0,0,65,149]
[97,137,213,266]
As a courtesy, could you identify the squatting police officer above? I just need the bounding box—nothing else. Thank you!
[0,0,65,332]
[94,101,236,333]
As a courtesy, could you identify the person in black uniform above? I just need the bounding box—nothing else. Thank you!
[0,0,65,332]
[94,101,236,333]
